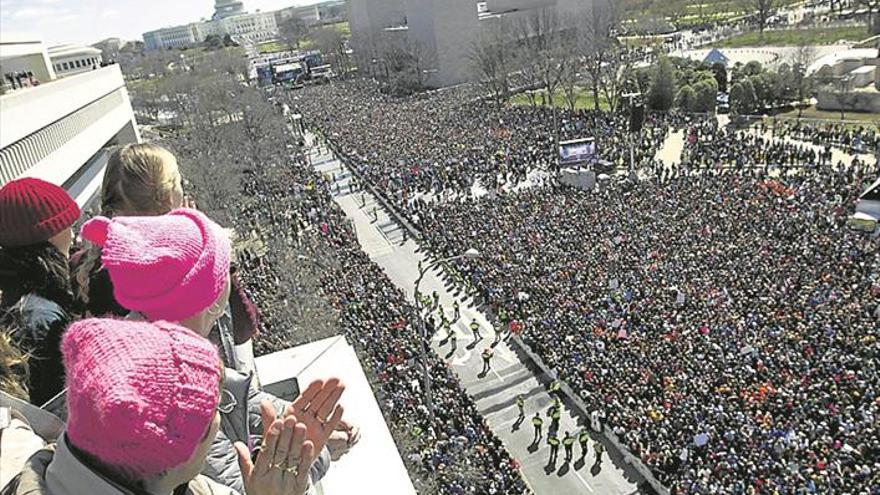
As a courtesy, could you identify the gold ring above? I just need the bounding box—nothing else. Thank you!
[270,462,285,471]
[285,465,299,476]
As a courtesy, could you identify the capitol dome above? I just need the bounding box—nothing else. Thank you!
[213,0,245,20]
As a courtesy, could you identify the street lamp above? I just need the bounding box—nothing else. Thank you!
[412,248,481,423]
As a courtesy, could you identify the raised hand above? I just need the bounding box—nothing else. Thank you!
[235,400,314,495]
[283,378,345,462]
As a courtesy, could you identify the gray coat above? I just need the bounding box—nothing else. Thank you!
[207,310,330,494]
[2,433,237,495]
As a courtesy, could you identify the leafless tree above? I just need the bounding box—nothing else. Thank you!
[468,19,515,104]
[742,0,778,36]
[278,15,310,49]
[312,26,351,75]
[512,7,574,108]
[857,0,880,34]
[787,45,816,118]
[577,0,627,112]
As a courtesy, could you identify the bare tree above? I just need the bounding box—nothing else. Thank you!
[787,45,816,119]
[468,19,514,105]
[278,15,310,49]
[512,7,574,108]
[312,26,351,75]
[379,36,435,94]
[577,0,626,112]
[742,0,778,36]
[857,0,880,34]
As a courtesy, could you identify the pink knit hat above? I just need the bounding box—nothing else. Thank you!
[80,208,231,322]
[62,318,221,477]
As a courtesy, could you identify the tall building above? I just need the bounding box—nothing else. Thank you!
[1,36,140,207]
[350,0,589,87]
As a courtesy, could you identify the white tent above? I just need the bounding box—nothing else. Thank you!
[856,177,880,218]
[850,177,880,232]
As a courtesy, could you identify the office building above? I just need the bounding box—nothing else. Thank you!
[349,0,589,87]
[1,36,140,207]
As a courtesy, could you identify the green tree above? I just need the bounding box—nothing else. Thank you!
[693,80,718,113]
[676,84,697,112]
[711,63,728,93]
[648,55,675,112]
[730,80,757,115]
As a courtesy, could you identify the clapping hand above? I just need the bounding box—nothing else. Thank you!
[235,400,314,495]
[283,378,345,463]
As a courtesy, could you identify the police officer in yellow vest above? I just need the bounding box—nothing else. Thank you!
[548,404,561,432]
[548,434,560,464]
[563,431,575,462]
[532,412,543,441]
[578,429,591,459]
[470,318,482,341]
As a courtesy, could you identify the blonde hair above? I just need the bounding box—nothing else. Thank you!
[75,144,181,306]
[0,330,29,400]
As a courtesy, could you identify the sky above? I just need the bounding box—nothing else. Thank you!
[0,0,326,46]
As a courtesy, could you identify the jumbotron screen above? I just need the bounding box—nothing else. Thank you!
[559,138,596,165]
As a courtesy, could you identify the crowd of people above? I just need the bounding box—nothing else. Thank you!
[0,128,528,495]
[682,119,835,173]
[295,80,676,213]
[769,120,879,156]
[164,124,530,494]
[297,81,880,494]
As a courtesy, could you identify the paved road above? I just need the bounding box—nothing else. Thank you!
[307,136,644,495]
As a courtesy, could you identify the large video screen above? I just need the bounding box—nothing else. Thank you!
[559,138,596,165]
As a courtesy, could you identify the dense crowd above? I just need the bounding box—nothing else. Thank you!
[681,119,834,172]
[296,80,675,212]
[0,85,528,494]
[297,82,880,494]
[770,120,879,156]
[167,127,530,494]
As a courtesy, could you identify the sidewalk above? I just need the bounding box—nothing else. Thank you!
[308,135,643,495]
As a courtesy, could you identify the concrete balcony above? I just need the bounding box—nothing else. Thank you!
[0,64,140,205]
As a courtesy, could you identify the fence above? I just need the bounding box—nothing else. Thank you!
[317,129,673,495]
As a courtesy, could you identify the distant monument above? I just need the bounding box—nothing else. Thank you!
[213,0,246,20]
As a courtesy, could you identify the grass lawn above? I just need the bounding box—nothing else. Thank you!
[257,40,289,54]
[128,77,163,92]
[715,25,870,48]
[774,105,880,125]
[510,87,610,111]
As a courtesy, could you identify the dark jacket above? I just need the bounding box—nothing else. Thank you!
[1,295,70,407]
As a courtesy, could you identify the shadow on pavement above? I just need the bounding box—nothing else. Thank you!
[557,463,570,477]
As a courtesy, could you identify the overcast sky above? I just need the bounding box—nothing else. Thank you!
[0,0,326,46]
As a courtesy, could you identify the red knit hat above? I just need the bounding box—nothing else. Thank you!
[0,178,81,248]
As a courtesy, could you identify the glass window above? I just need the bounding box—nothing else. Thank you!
[62,62,69,70]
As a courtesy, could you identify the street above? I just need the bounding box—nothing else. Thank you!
[307,135,644,495]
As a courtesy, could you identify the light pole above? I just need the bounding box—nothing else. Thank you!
[622,92,643,175]
[412,248,480,423]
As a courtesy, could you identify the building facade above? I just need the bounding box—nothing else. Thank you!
[350,0,589,87]
[144,1,278,51]
[1,36,140,207]
[48,44,104,77]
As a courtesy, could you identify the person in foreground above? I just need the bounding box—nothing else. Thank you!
[78,208,344,492]
[3,318,314,495]
[0,178,81,406]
